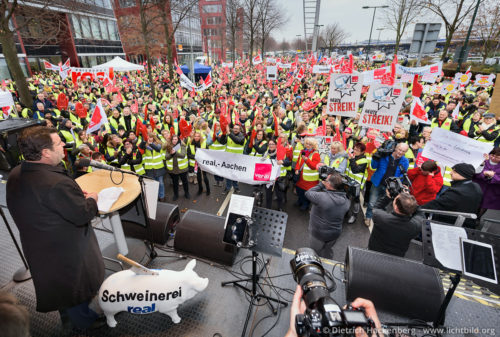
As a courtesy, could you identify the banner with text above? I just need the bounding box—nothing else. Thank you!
[421,128,493,168]
[396,62,442,76]
[195,149,281,185]
[266,65,278,81]
[327,73,363,118]
[0,91,14,108]
[312,65,332,74]
[359,83,407,132]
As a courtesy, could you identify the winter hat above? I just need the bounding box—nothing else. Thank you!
[451,163,475,180]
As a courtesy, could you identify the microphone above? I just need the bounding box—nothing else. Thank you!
[76,158,119,171]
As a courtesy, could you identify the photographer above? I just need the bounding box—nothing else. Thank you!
[305,171,350,259]
[368,190,421,257]
[365,142,409,227]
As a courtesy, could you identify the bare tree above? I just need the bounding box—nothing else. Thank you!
[264,36,278,51]
[318,23,349,53]
[242,0,262,64]
[225,0,242,63]
[0,0,70,107]
[256,0,286,54]
[156,0,198,81]
[422,0,477,60]
[279,38,290,54]
[473,0,500,63]
[292,37,305,51]
[383,0,421,54]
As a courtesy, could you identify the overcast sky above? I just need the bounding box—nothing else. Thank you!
[273,0,443,44]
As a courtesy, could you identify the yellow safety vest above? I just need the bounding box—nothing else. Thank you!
[302,151,319,182]
[188,141,206,167]
[166,148,188,171]
[226,136,245,154]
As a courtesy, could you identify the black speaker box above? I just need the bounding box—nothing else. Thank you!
[174,209,237,266]
[120,198,180,245]
[345,247,444,322]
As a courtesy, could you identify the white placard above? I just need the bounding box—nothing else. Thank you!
[278,63,292,69]
[359,83,407,132]
[143,178,159,220]
[421,128,494,168]
[266,65,278,81]
[312,65,332,74]
[195,149,281,185]
[314,136,335,160]
[431,222,467,271]
[224,194,254,229]
[0,91,14,108]
[326,73,364,118]
[396,62,442,76]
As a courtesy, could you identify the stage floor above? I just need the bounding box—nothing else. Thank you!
[1,219,500,337]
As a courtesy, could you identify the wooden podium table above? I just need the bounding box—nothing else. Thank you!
[76,169,141,256]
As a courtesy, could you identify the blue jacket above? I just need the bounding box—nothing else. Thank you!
[371,155,409,187]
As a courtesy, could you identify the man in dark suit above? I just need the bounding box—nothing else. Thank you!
[6,126,104,330]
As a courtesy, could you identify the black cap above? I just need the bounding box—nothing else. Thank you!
[452,163,475,180]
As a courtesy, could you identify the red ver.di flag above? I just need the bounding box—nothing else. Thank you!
[86,99,108,134]
[359,83,407,132]
[327,73,363,118]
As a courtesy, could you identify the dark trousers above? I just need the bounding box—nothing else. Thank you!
[214,174,224,182]
[265,183,285,210]
[170,172,189,197]
[296,186,310,209]
[58,300,99,330]
[197,169,210,192]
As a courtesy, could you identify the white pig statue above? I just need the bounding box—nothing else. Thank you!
[98,259,209,327]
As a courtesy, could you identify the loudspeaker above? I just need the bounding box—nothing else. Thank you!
[120,198,180,245]
[345,247,444,322]
[174,209,237,266]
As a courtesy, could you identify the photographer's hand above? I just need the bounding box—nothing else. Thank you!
[285,285,307,337]
[351,298,382,337]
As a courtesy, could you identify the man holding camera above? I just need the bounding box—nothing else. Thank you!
[305,171,350,259]
[368,190,421,257]
[365,142,409,227]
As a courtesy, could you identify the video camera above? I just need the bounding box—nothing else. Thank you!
[290,248,372,336]
[318,166,360,199]
[385,176,406,199]
[371,140,396,161]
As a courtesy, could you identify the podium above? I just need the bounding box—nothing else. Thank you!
[76,169,149,265]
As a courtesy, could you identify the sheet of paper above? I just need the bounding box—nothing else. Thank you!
[142,178,159,220]
[97,187,124,212]
[224,194,254,229]
[430,222,467,271]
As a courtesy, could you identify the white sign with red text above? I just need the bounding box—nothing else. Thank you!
[327,73,364,118]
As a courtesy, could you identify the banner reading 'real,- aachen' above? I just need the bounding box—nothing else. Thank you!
[195,149,281,185]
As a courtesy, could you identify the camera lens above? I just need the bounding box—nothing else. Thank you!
[290,248,331,308]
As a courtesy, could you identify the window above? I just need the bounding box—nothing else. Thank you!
[203,28,219,36]
[90,17,102,39]
[119,0,136,8]
[80,16,93,39]
[206,16,222,25]
[99,19,110,40]
[203,4,222,13]
[108,20,119,40]
[71,15,83,39]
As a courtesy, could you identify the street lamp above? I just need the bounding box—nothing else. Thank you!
[362,5,388,62]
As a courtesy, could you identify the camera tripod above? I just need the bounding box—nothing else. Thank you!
[221,207,289,337]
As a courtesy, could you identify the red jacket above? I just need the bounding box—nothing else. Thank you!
[295,151,321,190]
[407,166,443,205]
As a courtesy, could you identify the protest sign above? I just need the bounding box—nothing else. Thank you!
[421,128,493,168]
[195,149,281,185]
[266,57,276,63]
[312,65,332,74]
[361,67,388,85]
[221,62,233,68]
[71,67,114,86]
[278,63,292,69]
[179,73,198,91]
[314,136,334,159]
[327,73,363,118]
[266,65,278,81]
[359,83,407,132]
[454,72,472,86]
[396,62,442,76]
[0,91,14,108]
[475,74,495,87]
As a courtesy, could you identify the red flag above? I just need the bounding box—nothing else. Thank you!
[57,93,68,111]
[86,99,107,134]
[307,89,315,98]
[410,97,428,122]
[177,88,183,99]
[75,102,87,118]
[131,100,139,114]
[273,113,279,137]
[248,129,257,148]
[276,137,286,161]
[293,83,299,93]
[412,75,423,98]
[149,116,156,131]
[273,86,279,97]
[170,126,176,137]
[296,67,305,80]
[302,99,321,112]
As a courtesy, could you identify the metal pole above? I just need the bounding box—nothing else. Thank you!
[365,8,377,62]
[188,15,195,81]
[456,0,481,72]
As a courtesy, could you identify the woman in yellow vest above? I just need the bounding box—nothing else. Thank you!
[294,137,321,211]
[118,138,145,176]
[187,132,210,196]
[165,135,190,201]
[322,141,348,174]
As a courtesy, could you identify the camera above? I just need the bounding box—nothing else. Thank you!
[318,166,360,199]
[372,140,396,161]
[385,176,405,198]
[290,248,370,336]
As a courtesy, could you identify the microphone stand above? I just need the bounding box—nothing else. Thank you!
[103,168,158,260]
[0,206,31,283]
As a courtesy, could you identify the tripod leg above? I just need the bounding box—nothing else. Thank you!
[241,297,255,337]
[256,283,276,314]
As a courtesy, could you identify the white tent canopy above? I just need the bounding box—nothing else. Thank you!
[92,56,144,71]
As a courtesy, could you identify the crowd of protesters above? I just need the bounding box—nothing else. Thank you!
[1,56,499,255]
